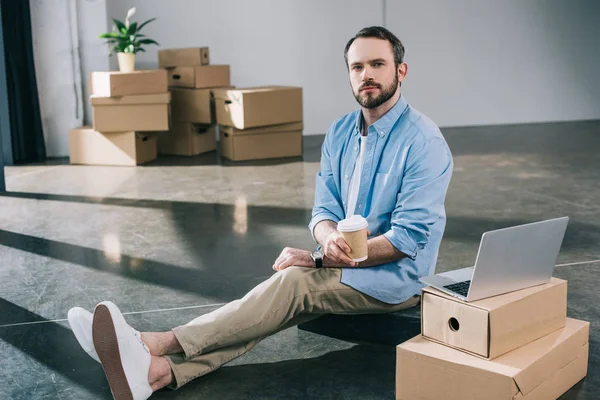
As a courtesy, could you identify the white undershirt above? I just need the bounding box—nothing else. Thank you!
[346,135,368,216]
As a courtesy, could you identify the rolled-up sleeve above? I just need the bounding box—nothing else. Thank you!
[308,130,344,242]
[384,136,453,260]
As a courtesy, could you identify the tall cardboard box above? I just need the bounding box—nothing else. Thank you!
[91,93,171,133]
[170,87,234,124]
[158,47,209,68]
[421,278,567,359]
[213,86,303,129]
[396,318,589,400]
[90,70,168,97]
[167,65,230,89]
[69,127,156,166]
[158,123,216,156]
[220,122,303,161]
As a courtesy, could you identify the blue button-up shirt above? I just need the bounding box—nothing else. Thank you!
[308,95,453,304]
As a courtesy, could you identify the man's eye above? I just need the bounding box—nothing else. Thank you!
[373,62,383,67]
[353,66,362,71]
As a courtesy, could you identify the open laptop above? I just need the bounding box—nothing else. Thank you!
[420,216,569,302]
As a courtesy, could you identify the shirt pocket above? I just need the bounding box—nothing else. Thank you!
[371,172,401,213]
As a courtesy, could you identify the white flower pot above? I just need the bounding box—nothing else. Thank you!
[117,52,135,73]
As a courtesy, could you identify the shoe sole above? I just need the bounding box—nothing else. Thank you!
[93,304,134,400]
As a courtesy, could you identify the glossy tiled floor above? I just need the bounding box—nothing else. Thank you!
[1,120,599,399]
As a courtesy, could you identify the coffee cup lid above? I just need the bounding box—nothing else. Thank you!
[337,215,368,232]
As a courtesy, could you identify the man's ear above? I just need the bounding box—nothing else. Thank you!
[398,62,408,84]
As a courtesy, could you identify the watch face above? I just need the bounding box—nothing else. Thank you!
[313,250,323,259]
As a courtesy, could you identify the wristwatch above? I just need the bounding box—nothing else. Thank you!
[310,249,323,269]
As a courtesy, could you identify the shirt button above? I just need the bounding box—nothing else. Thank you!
[345,175,349,179]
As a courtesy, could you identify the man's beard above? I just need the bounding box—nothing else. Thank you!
[354,75,399,109]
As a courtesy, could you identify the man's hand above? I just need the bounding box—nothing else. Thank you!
[272,247,314,271]
[322,230,358,267]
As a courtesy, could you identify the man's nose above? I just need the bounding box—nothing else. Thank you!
[361,66,373,82]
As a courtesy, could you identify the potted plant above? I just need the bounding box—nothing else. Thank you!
[99,7,159,73]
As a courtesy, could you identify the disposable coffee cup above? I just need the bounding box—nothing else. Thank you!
[337,215,369,262]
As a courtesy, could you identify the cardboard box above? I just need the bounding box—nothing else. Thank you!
[213,86,303,129]
[158,123,216,156]
[396,318,589,400]
[219,122,303,161]
[167,65,230,89]
[158,47,209,68]
[90,70,168,97]
[69,127,156,166]
[421,278,567,359]
[170,87,234,124]
[91,92,171,133]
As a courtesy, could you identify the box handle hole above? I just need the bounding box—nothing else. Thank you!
[449,317,460,332]
[225,100,232,104]
[172,74,181,80]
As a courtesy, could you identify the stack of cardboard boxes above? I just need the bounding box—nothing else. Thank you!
[157,47,230,156]
[396,278,589,399]
[213,86,304,161]
[69,46,305,164]
[69,69,171,166]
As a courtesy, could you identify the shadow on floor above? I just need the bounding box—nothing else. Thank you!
[443,215,600,252]
[3,190,598,252]
[0,298,107,397]
[0,228,270,303]
[159,344,396,399]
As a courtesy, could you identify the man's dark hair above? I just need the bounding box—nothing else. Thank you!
[344,26,405,69]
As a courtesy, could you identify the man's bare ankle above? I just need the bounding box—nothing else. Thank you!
[141,332,182,356]
[148,356,173,392]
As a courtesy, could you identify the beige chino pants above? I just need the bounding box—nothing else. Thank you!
[165,266,419,389]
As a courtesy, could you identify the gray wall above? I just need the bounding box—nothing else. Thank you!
[389,0,600,127]
[105,0,383,141]
[31,0,109,158]
[32,0,600,157]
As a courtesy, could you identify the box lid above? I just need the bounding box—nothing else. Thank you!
[422,277,566,312]
[399,318,589,396]
[220,122,303,136]
[212,85,301,100]
[90,92,171,105]
[500,318,588,395]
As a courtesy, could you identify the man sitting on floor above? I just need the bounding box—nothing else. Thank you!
[68,26,453,400]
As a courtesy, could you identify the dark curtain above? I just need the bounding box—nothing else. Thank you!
[1,0,46,163]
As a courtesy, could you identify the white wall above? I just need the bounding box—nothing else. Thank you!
[105,0,384,138]
[31,0,109,157]
[389,0,600,127]
[34,0,600,156]
[76,0,111,125]
[31,0,83,157]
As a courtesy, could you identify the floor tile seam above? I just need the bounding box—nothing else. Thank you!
[0,302,227,329]
[1,258,599,328]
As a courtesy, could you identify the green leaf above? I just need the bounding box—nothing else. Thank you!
[99,32,122,39]
[113,18,126,34]
[135,48,146,54]
[128,22,138,35]
[137,17,156,32]
[136,38,159,46]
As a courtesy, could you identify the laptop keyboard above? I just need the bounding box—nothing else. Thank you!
[443,280,471,297]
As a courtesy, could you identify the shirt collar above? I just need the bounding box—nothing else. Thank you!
[354,95,409,137]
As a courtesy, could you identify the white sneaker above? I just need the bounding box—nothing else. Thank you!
[67,307,100,363]
[93,301,153,400]
[67,307,143,365]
